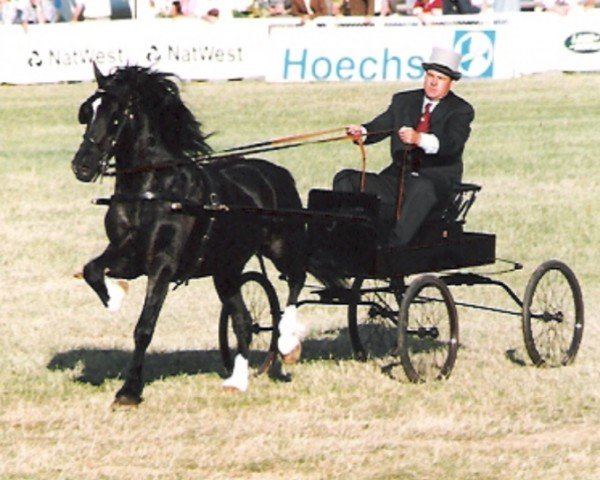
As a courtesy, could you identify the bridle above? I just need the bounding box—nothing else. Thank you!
[80,90,133,181]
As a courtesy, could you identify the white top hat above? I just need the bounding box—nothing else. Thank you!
[422,47,463,80]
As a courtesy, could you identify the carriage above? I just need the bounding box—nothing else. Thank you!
[215,181,584,383]
[72,64,584,404]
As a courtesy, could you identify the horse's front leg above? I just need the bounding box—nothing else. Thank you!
[114,261,173,406]
[214,273,252,393]
[82,243,134,312]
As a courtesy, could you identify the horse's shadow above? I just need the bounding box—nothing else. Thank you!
[47,329,357,387]
[47,348,226,386]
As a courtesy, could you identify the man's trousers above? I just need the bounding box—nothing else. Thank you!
[332,167,437,246]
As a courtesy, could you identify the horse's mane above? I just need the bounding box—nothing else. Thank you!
[107,66,213,159]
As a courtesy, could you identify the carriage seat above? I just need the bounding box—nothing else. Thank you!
[408,182,481,245]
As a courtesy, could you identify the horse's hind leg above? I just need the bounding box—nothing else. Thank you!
[214,273,252,393]
[265,227,307,364]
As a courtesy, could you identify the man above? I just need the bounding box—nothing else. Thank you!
[335,46,474,246]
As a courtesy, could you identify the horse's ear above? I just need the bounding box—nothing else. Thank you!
[93,62,107,89]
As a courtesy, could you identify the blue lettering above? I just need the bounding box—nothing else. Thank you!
[283,48,307,80]
[359,57,377,81]
[312,57,332,80]
[382,48,401,80]
[336,57,355,80]
[407,55,424,80]
[281,48,423,81]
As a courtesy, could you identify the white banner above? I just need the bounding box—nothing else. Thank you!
[511,11,600,75]
[0,19,268,84]
[0,13,599,84]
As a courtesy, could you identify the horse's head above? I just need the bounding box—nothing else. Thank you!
[71,64,134,182]
[72,63,214,182]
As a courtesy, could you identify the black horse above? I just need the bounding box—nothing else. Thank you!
[72,64,307,405]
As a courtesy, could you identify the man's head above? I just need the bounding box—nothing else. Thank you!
[421,47,462,101]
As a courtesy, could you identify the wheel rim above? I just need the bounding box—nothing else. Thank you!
[398,276,458,383]
[348,278,400,362]
[219,272,279,375]
[523,263,583,367]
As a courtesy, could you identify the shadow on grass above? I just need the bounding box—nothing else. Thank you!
[46,328,357,387]
[47,348,226,386]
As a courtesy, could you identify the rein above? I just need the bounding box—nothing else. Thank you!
[87,119,392,188]
[220,127,344,154]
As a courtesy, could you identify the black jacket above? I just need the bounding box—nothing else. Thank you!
[362,88,474,197]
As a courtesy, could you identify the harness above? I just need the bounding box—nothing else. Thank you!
[82,92,226,288]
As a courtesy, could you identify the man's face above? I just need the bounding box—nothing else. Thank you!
[423,70,453,101]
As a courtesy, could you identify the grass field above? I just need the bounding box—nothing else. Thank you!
[0,72,599,479]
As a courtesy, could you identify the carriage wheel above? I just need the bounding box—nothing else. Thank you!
[397,275,459,383]
[522,260,584,367]
[219,271,281,375]
[348,277,401,362]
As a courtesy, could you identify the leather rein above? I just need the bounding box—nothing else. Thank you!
[87,112,389,186]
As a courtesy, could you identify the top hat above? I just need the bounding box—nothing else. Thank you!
[422,47,463,81]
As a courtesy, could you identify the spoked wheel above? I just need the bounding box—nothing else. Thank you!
[397,275,459,383]
[522,260,584,367]
[219,271,281,375]
[348,277,402,362]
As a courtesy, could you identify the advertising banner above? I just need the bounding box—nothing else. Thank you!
[266,23,516,82]
[0,19,268,84]
[0,12,599,84]
[511,12,600,75]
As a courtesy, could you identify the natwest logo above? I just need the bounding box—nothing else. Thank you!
[26,48,126,68]
[565,32,600,54]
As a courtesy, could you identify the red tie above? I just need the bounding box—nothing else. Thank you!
[411,102,431,172]
[416,102,432,133]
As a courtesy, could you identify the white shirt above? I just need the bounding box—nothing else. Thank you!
[418,98,440,155]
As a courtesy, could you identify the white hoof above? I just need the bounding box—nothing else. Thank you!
[277,305,306,357]
[279,305,306,338]
[278,334,301,357]
[222,355,249,393]
[106,278,128,313]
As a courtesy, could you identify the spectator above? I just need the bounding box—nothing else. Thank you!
[443,0,480,13]
[412,0,442,22]
[541,0,581,14]
[71,0,112,20]
[11,0,58,24]
[344,0,374,15]
[378,0,401,15]
[143,0,184,18]
[267,0,289,15]
[1,0,18,23]
[493,0,520,11]
[291,0,331,17]
[330,0,344,13]
[185,0,236,19]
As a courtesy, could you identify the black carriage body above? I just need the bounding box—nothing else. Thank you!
[306,188,496,279]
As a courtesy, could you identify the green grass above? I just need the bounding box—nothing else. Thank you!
[0,73,599,479]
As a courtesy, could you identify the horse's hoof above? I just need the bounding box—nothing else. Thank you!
[222,385,244,394]
[106,279,129,312]
[112,394,143,408]
[281,342,302,365]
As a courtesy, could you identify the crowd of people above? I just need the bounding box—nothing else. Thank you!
[1,0,597,25]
